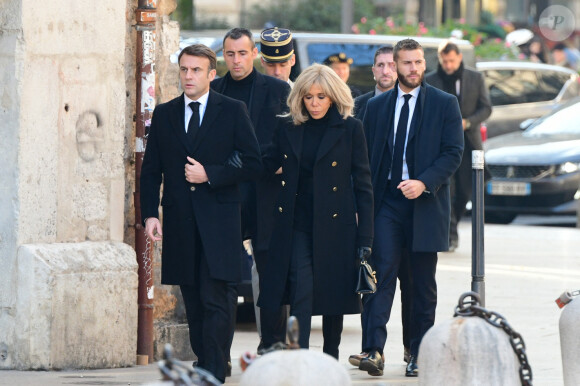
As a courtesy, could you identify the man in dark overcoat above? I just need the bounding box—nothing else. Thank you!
[426,40,492,251]
[355,39,464,377]
[210,27,291,353]
[140,44,262,383]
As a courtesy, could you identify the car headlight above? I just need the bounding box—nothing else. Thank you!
[557,162,580,175]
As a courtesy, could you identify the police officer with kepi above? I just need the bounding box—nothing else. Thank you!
[324,52,362,98]
[260,27,296,87]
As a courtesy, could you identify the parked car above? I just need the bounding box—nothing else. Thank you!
[484,97,580,224]
[477,61,580,139]
[180,30,475,94]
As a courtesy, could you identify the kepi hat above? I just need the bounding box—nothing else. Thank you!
[260,27,294,63]
[323,52,353,65]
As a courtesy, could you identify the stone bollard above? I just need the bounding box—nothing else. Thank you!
[419,292,527,386]
[240,349,351,386]
[560,295,580,385]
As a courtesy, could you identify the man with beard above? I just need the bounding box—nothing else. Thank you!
[353,45,397,121]
[350,45,414,367]
[355,39,463,377]
[426,40,491,251]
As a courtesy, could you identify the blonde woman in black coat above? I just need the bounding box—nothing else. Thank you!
[258,64,374,359]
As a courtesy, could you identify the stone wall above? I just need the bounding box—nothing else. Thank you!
[0,0,137,369]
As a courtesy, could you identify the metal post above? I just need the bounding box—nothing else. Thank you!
[471,150,485,306]
[135,0,157,364]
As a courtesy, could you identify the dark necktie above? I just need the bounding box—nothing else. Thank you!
[391,94,412,189]
[187,101,200,142]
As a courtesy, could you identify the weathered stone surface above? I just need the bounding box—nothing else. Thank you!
[560,298,580,386]
[419,316,520,386]
[240,349,351,386]
[154,323,195,362]
[9,242,137,370]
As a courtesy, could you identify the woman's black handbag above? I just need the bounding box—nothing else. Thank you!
[356,257,377,294]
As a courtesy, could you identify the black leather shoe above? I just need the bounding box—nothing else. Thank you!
[405,355,418,377]
[359,350,384,376]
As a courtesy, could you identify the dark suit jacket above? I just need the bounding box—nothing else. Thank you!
[258,108,374,315]
[354,90,376,122]
[363,81,464,252]
[211,71,291,255]
[426,66,491,151]
[140,90,262,285]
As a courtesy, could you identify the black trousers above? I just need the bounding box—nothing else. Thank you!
[180,236,231,383]
[361,186,437,356]
[288,230,343,359]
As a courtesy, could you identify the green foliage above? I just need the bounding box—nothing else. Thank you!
[246,0,375,32]
[172,0,194,30]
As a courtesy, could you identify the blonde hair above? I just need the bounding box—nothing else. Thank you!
[285,63,354,125]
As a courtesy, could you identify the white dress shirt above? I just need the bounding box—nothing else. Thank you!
[391,85,420,181]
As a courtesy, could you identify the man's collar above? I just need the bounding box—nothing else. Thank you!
[184,90,210,106]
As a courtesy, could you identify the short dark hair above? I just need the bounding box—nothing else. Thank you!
[178,44,217,71]
[393,39,423,61]
[374,45,393,65]
[223,27,255,49]
[438,41,461,55]
[553,43,567,52]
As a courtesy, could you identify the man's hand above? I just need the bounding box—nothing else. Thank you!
[185,156,209,183]
[145,217,163,242]
[397,179,426,200]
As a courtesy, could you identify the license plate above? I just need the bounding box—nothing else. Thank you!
[487,181,531,196]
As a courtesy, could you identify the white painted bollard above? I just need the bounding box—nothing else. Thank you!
[560,296,580,385]
[240,349,351,386]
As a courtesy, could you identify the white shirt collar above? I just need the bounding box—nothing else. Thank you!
[184,90,210,108]
[397,84,420,99]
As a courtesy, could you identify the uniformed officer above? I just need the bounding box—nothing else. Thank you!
[260,27,296,87]
[323,52,362,97]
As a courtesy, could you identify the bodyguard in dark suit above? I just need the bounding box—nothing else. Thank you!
[350,45,414,367]
[140,44,262,383]
[426,40,492,251]
[210,27,291,352]
[357,39,464,377]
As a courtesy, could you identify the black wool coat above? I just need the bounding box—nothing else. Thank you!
[140,91,262,285]
[258,107,374,316]
[211,72,291,258]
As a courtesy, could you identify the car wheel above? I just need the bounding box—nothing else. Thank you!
[485,212,516,224]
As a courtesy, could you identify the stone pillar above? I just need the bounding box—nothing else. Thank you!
[0,0,137,369]
[560,298,580,385]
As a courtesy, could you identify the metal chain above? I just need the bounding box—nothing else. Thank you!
[454,292,533,386]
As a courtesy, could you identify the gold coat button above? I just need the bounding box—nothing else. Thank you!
[279,207,283,213]
[281,181,286,186]
[332,186,338,192]
[284,154,288,159]
[190,186,196,191]
[332,213,338,219]
[331,161,338,167]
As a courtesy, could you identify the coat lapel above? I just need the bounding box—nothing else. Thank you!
[315,108,345,162]
[407,82,426,142]
[250,72,268,127]
[169,94,194,155]
[191,90,221,153]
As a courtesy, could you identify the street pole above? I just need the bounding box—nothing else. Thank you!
[135,0,157,364]
[471,150,485,306]
[341,0,353,34]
